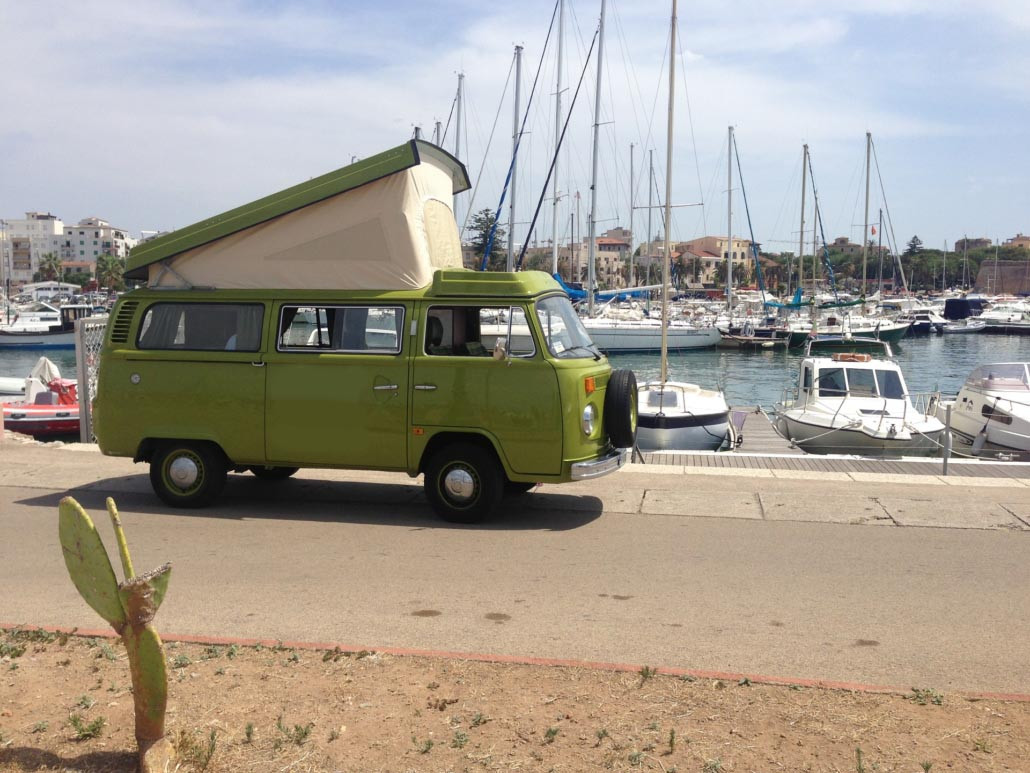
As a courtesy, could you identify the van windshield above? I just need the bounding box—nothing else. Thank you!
[535,295,600,359]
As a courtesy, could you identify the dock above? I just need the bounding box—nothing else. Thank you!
[639,406,1030,480]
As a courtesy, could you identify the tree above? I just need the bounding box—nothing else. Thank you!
[904,235,923,257]
[38,252,63,282]
[95,253,125,292]
[467,209,506,271]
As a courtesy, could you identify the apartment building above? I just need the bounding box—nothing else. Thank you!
[59,217,137,262]
[1,212,65,285]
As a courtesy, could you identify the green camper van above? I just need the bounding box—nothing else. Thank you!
[93,141,636,522]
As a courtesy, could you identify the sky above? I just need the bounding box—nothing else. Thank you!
[2,0,1028,257]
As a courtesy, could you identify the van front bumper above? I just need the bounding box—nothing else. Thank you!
[570,447,630,480]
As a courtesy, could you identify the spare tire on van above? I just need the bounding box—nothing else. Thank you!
[604,369,638,448]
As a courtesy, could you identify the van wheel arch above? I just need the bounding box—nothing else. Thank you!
[418,432,505,476]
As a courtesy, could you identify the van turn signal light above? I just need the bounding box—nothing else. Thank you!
[584,376,596,395]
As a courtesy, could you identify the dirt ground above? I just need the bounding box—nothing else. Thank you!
[0,628,1027,773]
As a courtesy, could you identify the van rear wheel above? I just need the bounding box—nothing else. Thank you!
[150,442,227,508]
[424,442,503,524]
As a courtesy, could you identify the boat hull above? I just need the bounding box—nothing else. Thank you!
[0,329,76,349]
[637,413,729,451]
[3,404,80,437]
[775,414,942,457]
[583,322,721,352]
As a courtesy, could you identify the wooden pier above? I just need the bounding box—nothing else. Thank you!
[638,406,1030,479]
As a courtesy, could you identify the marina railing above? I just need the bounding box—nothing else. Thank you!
[75,317,109,444]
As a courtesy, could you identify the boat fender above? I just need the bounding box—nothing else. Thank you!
[972,427,988,455]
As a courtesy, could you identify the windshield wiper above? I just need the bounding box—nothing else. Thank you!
[561,344,601,361]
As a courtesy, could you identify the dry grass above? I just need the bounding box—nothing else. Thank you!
[0,629,1027,772]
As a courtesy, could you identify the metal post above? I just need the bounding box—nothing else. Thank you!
[942,404,953,475]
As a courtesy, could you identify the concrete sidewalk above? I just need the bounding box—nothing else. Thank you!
[3,436,1029,693]
[4,436,1030,531]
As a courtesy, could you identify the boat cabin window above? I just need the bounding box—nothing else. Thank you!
[138,303,264,352]
[424,305,535,358]
[874,369,904,399]
[846,368,877,397]
[277,305,403,353]
[817,368,846,397]
[817,365,905,399]
[802,366,812,392]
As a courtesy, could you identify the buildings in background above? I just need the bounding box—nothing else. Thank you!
[1,212,138,288]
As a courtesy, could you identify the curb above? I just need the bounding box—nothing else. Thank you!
[5,622,1029,703]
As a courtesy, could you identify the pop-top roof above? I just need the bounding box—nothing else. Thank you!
[126,140,470,289]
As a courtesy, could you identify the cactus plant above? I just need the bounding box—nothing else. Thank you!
[59,496,174,772]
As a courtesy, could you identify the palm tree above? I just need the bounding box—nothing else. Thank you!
[38,252,63,282]
[95,253,125,293]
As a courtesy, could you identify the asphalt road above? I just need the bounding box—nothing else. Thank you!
[1,443,1028,694]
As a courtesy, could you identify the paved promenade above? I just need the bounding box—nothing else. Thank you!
[1,436,1028,694]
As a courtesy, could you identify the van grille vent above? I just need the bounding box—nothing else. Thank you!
[109,301,139,344]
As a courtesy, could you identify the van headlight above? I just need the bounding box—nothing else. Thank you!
[582,403,597,436]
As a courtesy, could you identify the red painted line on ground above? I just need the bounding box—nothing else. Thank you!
[5,621,1029,703]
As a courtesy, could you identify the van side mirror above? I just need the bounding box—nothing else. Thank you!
[492,339,508,360]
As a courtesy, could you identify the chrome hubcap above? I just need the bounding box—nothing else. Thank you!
[168,456,200,490]
[443,468,475,503]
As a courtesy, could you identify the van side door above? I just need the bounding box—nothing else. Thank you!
[411,302,562,476]
[264,303,410,469]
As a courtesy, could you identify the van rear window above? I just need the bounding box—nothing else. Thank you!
[277,305,404,353]
[137,303,264,351]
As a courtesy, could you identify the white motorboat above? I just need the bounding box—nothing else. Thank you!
[934,363,1030,458]
[637,381,730,451]
[0,303,103,349]
[775,351,944,456]
[941,318,985,334]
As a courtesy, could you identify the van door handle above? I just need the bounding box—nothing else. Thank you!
[373,384,398,391]
[414,384,437,391]
[251,362,265,367]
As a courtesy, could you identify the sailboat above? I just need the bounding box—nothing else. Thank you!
[574,2,718,353]
[635,0,730,452]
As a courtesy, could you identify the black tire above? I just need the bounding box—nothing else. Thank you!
[604,368,638,448]
[248,466,300,481]
[424,442,504,523]
[504,480,537,496]
[149,441,227,508]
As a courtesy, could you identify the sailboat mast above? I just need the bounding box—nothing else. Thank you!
[861,132,871,297]
[877,208,884,297]
[586,0,607,316]
[661,0,676,382]
[454,72,465,227]
[798,144,808,298]
[550,0,564,275]
[629,143,635,287]
[726,125,733,313]
[507,45,523,272]
[647,150,654,284]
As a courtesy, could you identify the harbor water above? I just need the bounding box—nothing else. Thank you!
[2,333,1030,412]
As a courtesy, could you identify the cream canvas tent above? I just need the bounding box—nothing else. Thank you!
[125,140,471,291]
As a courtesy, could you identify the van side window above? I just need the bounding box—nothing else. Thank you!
[425,306,535,357]
[137,303,264,351]
[277,305,403,354]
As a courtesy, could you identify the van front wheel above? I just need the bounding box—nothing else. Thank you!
[424,442,503,524]
[150,442,227,508]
